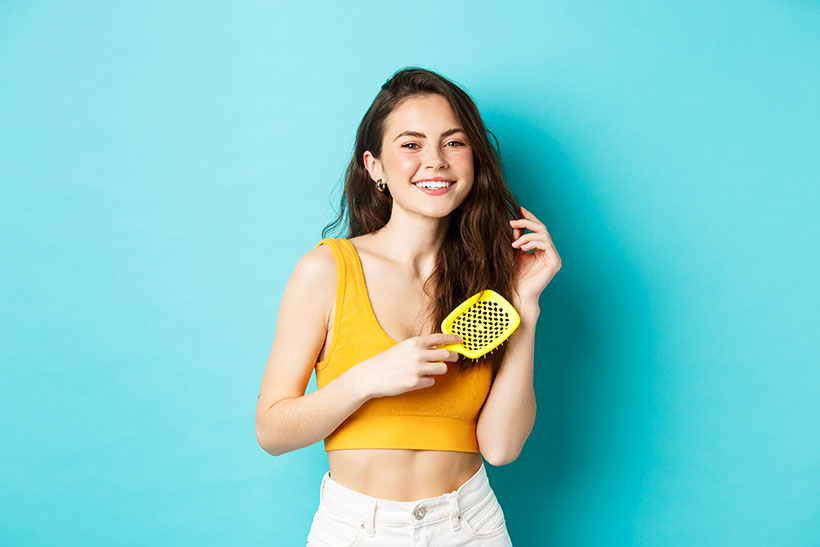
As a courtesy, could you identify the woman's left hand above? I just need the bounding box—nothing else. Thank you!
[509,205,561,308]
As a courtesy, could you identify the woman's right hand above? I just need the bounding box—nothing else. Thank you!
[350,333,463,399]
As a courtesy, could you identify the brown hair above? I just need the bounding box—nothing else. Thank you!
[322,66,523,377]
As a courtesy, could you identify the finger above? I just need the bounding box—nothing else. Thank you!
[416,376,436,389]
[520,238,557,252]
[420,333,463,347]
[521,241,561,261]
[519,240,546,251]
[428,347,459,362]
[423,362,449,375]
[513,221,556,248]
[512,232,546,248]
[509,218,545,232]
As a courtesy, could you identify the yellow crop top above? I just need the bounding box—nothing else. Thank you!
[314,238,494,453]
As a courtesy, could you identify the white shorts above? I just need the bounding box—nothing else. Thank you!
[306,460,513,546]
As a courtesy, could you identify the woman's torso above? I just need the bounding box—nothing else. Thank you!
[318,235,483,502]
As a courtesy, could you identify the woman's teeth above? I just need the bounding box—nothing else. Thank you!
[413,181,453,189]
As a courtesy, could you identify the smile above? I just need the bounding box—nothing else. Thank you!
[412,180,454,195]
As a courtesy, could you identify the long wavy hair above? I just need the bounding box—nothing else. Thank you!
[322,67,523,377]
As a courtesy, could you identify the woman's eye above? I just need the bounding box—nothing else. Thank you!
[402,141,465,149]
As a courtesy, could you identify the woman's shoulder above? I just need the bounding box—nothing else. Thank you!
[290,240,339,287]
[279,242,339,327]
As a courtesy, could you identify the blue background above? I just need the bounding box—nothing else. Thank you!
[2,1,818,545]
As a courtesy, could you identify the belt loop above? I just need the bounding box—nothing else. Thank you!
[320,473,328,502]
[447,491,461,531]
[364,499,377,536]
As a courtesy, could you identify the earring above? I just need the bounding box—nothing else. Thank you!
[376,179,387,192]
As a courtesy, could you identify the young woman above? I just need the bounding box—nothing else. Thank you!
[255,67,561,546]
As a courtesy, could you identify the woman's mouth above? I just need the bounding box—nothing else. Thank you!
[412,180,455,196]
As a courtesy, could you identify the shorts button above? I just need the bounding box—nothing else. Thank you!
[413,507,427,520]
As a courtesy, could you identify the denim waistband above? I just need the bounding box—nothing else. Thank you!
[317,460,491,535]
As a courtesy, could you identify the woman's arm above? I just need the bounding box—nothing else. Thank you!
[477,205,561,465]
[475,298,540,466]
[257,368,370,456]
[255,245,369,456]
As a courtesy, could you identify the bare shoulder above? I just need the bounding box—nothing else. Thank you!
[287,242,340,331]
[254,241,338,414]
[295,241,337,287]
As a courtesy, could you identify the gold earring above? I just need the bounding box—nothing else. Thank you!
[376,179,386,192]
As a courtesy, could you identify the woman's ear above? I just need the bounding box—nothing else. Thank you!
[362,150,383,183]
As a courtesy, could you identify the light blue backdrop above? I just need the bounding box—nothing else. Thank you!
[2,1,818,545]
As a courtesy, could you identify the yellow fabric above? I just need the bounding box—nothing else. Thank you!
[314,238,494,452]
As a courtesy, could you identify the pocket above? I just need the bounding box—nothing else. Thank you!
[459,490,508,539]
[306,505,364,547]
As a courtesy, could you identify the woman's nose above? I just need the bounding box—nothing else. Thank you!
[424,146,448,168]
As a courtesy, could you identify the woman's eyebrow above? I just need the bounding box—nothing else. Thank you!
[393,128,466,142]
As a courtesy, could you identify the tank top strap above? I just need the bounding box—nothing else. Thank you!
[313,238,347,294]
[314,237,376,319]
[313,238,384,369]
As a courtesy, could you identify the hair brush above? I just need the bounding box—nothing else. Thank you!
[439,289,521,362]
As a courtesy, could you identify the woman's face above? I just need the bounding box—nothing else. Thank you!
[365,93,474,219]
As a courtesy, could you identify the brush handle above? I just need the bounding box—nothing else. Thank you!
[440,343,467,355]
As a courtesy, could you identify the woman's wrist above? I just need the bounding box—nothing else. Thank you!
[512,295,540,322]
[341,362,373,404]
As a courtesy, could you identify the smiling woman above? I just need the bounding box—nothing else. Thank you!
[255,66,561,546]
[365,93,475,213]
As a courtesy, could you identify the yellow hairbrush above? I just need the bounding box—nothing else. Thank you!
[439,289,521,362]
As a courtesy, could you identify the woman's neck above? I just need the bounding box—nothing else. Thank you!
[368,213,450,278]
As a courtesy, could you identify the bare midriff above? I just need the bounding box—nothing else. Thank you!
[327,449,483,502]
